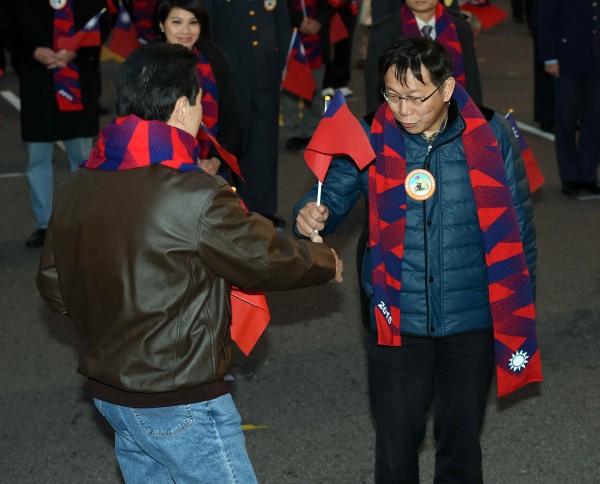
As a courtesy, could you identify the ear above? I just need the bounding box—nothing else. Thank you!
[442,77,456,103]
[167,96,189,129]
[159,22,165,33]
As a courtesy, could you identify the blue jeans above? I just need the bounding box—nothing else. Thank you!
[26,138,92,228]
[93,394,257,483]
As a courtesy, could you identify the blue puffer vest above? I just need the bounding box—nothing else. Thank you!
[293,100,536,337]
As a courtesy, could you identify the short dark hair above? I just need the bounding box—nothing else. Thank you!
[378,37,453,87]
[115,43,200,122]
[153,0,210,43]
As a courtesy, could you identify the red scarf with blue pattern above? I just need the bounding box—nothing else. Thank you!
[194,48,219,160]
[368,84,542,396]
[291,0,323,68]
[401,3,466,89]
[53,0,82,111]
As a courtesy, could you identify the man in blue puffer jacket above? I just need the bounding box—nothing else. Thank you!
[294,37,536,483]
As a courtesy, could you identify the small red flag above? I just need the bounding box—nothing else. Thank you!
[230,288,271,355]
[57,8,105,51]
[282,30,316,102]
[329,11,350,44]
[460,1,508,30]
[106,4,142,59]
[197,124,243,180]
[304,90,376,183]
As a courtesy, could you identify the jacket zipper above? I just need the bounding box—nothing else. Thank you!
[421,124,464,335]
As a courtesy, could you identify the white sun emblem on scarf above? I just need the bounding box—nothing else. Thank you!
[508,350,529,372]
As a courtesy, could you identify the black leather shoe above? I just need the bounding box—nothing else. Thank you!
[262,214,286,233]
[561,182,581,196]
[25,228,46,248]
[580,182,600,194]
[285,137,311,152]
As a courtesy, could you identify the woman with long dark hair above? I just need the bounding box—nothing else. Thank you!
[154,0,243,178]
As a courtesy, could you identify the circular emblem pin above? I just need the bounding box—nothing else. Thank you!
[444,0,453,7]
[50,0,67,10]
[264,0,277,11]
[405,169,436,201]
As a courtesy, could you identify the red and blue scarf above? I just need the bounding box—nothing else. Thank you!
[53,0,83,111]
[401,3,466,89]
[132,0,157,43]
[194,48,219,160]
[291,0,323,69]
[84,114,200,171]
[368,84,542,396]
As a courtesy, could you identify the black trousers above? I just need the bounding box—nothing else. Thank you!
[234,85,280,215]
[367,329,495,484]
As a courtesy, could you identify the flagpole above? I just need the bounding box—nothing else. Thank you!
[281,28,298,86]
[299,0,308,19]
[316,95,331,207]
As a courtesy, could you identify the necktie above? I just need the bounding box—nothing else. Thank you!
[421,25,433,39]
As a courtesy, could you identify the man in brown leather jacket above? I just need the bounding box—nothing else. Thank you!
[36,43,342,484]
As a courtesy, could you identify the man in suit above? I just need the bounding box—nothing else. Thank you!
[537,0,600,196]
[365,0,481,113]
[203,0,291,229]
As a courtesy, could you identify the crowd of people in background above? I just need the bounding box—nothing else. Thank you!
[0,0,597,246]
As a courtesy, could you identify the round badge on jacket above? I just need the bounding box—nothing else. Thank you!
[50,0,67,9]
[264,0,277,11]
[405,169,436,201]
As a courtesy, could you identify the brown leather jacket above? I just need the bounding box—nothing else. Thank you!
[37,165,335,405]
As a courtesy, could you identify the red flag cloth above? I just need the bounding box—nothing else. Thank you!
[106,4,142,59]
[282,30,316,101]
[230,288,271,355]
[505,113,545,193]
[460,2,507,30]
[329,11,350,44]
[57,8,105,51]
[106,0,118,15]
[197,124,243,179]
[304,90,376,182]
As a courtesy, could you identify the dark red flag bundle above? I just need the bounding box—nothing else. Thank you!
[460,0,507,30]
[304,90,375,183]
[505,112,545,193]
[282,29,316,102]
[329,12,350,44]
[106,3,142,59]
[57,8,105,52]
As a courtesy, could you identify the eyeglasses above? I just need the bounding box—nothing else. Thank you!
[381,83,443,105]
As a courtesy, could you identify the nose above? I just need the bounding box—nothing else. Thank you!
[398,98,412,116]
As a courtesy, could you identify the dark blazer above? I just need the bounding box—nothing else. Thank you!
[14,0,111,141]
[537,0,600,75]
[203,0,291,90]
[364,7,482,112]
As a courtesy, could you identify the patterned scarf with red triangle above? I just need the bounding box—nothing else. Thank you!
[401,3,466,89]
[291,0,323,68]
[368,83,542,396]
[84,114,200,171]
[53,0,83,111]
[132,0,157,43]
[194,48,219,160]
